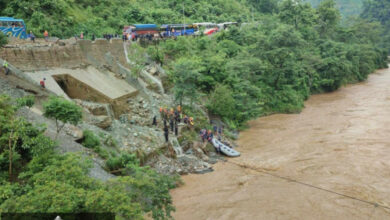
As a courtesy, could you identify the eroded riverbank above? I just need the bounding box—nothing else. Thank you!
[171,67,390,220]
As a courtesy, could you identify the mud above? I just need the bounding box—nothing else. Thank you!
[171,67,390,220]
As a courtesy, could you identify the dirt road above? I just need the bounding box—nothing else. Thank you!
[171,67,390,220]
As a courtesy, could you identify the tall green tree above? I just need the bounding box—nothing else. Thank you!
[316,0,341,37]
[43,97,82,139]
[172,57,201,106]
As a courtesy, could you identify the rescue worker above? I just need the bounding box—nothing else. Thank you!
[189,117,194,126]
[3,60,9,75]
[152,115,157,126]
[207,130,213,142]
[159,107,163,119]
[163,108,168,121]
[175,123,178,136]
[170,118,174,132]
[163,125,169,142]
[177,105,182,113]
[200,129,207,142]
[183,115,189,124]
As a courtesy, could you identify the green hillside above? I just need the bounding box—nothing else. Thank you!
[0,0,254,38]
[306,0,364,17]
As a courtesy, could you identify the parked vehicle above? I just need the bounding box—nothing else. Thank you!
[160,24,198,37]
[0,17,27,39]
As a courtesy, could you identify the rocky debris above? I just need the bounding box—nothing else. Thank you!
[75,99,109,116]
[89,115,112,129]
[57,40,66,46]
[126,96,154,126]
[149,154,213,175]
[63,124,84,140]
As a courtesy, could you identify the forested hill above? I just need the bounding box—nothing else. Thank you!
[361,0,390,52]
[305,0,363,17]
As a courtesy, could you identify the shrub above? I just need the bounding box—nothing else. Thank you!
[82,130,101,149]
[0,32,7,47]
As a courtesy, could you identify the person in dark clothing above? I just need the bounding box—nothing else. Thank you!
[218,126,223,135]
[170,119,174,132]
[213,125,217,134]
[164,125,169,142]
[163,119,167,128]
[92,34,96,41]
[152,115,157,126]
[175,123,178,136]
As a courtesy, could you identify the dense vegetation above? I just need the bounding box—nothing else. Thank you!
[0,96,178,219]
[0,0,253,38]
[306,0,363,18]
[146,0,387,129]
[361,0,390,52]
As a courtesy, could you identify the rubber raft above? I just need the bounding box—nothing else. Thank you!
[211,138,241,157]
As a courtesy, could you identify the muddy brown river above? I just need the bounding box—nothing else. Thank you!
[171,68,390,220]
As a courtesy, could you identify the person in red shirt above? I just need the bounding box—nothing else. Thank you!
[40,78,46,88]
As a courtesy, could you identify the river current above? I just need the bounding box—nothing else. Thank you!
[171,67,390,219]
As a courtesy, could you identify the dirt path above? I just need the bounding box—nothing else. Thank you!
[171,67,390,220]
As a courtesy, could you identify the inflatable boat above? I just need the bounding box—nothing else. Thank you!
[211,138,240,157]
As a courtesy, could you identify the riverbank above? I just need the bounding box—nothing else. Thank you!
[171,67,390,219]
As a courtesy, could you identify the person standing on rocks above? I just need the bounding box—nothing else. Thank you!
[40,78,46,89]
[80,32,84,40]
[164,125,169,142]
[3,60,9,75]
[29,31,35,43]
[170,118,174,132]
[43,30,49,42]
[152,115,157,126]
[175,123,178,136]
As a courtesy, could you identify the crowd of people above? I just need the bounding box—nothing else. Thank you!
[199,124,223,143]
[153,105,195,143]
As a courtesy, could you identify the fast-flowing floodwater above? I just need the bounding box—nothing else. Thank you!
[171,67,390,220]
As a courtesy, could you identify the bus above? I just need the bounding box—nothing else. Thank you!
[160,24,198,37]
[193,22,218,35]
[0,17,27,39]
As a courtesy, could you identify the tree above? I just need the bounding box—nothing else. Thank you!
[279,0,317,30]
[207,85,235,119]
[43,97,82,139]
[316,0,341,37]
[172,57,200,106]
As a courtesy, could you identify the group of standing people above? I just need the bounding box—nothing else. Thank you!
[200,124,223,143]
[155,105,194,143]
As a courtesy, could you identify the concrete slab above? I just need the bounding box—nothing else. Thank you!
[25,66,137,101]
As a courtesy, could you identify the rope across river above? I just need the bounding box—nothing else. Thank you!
[226,160,390,211]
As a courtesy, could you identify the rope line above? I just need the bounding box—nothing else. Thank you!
[226,160,390,211]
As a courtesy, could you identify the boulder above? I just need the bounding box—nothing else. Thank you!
[78,100,109,116]
[90,115,112,129]
[64,124,83,140]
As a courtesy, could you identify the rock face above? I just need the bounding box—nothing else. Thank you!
[0,39,130,72]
